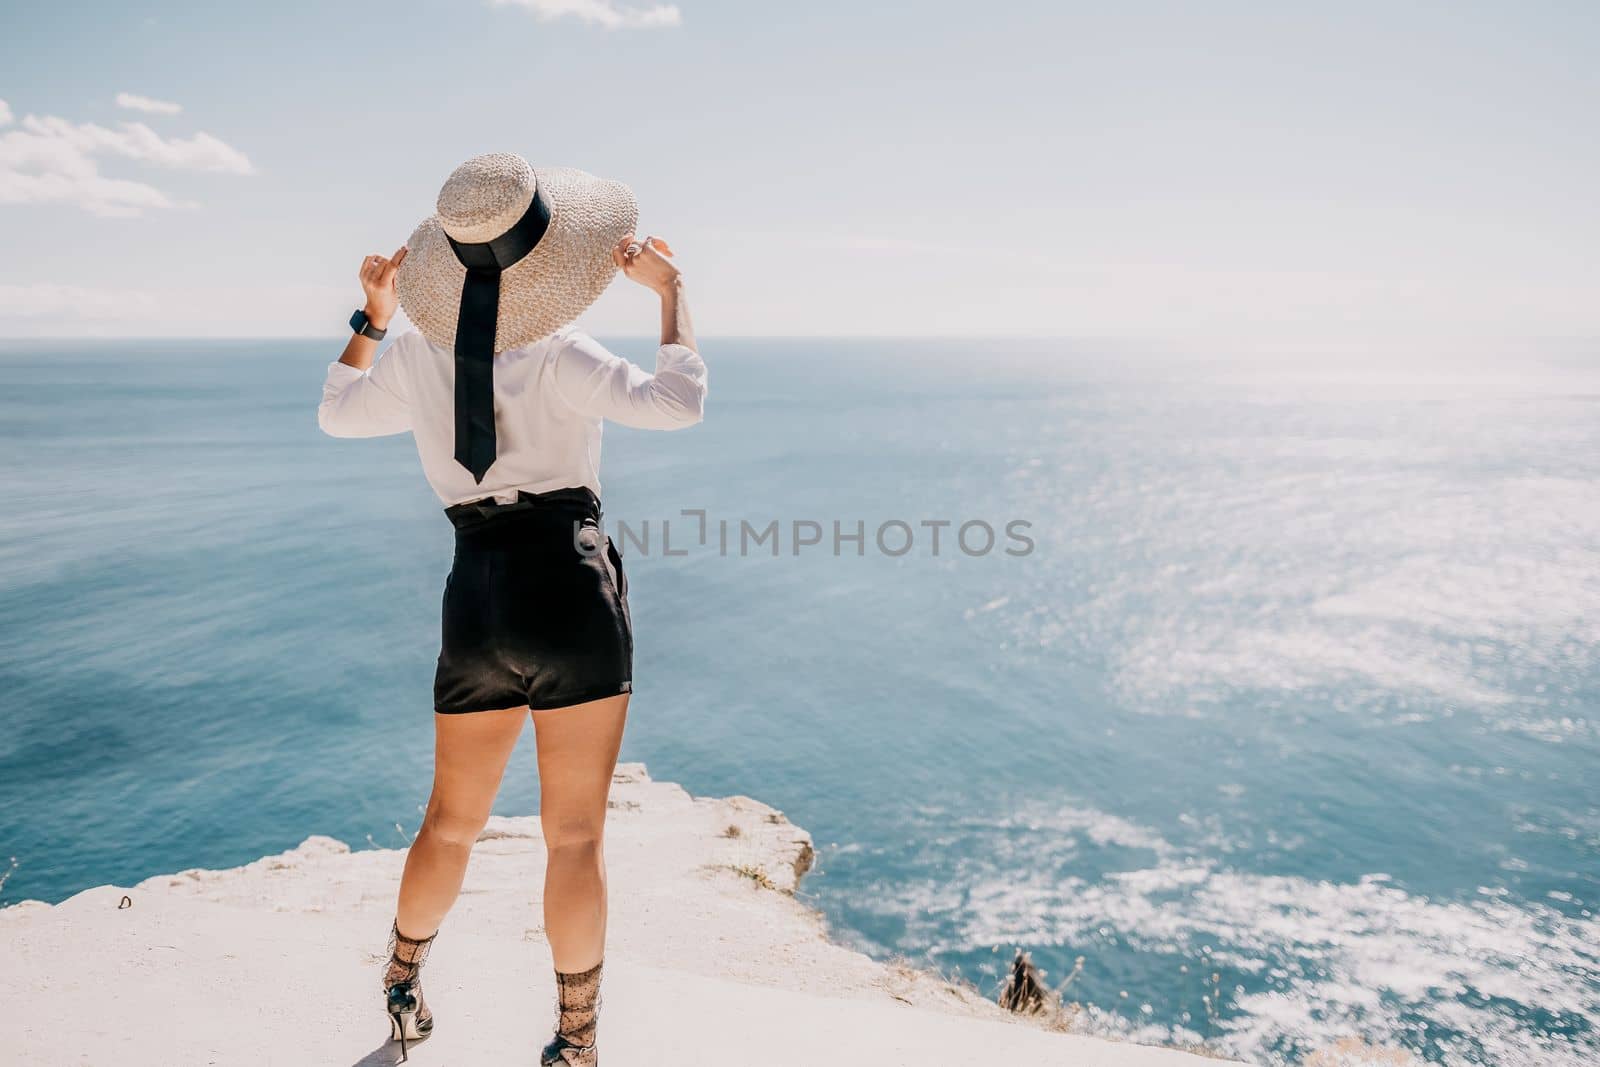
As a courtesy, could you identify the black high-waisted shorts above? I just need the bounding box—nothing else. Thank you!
[434,486,632,714]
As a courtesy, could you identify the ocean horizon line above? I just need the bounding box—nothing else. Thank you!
[2,332,1596,358]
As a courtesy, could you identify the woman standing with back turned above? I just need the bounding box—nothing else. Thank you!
[317,152,706,1064]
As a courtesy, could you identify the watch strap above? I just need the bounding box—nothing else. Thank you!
[350,308,387,341]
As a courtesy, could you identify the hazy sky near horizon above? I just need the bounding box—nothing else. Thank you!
[1,0,1596,343]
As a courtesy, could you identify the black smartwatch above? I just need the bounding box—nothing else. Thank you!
[349,308,387,341]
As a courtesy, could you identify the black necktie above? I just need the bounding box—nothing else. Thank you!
[445,187,551,483]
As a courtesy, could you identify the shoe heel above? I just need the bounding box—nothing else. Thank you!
[390,1008,419,1060]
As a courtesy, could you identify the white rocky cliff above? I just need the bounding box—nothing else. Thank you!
[2,764,1235,1065]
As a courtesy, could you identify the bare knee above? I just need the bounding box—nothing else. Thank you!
[542,812,604,858]
[421,801,490,849]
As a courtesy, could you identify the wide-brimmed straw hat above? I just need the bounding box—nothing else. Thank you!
[395,153,637,352]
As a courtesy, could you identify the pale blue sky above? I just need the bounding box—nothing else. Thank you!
[1,0,1596,342]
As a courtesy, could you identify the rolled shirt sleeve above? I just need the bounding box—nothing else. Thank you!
[317,336,413,438]
[550,331,707,430]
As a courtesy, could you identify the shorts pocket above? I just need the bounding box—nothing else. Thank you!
[604,536,628,600]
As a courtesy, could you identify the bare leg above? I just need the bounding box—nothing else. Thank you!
[532,693,630,972]
[393,705,528,940]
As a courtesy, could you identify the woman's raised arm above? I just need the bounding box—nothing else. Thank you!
[317,246,414,438]
[547,235,707,430]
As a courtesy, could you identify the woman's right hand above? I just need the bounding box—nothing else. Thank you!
[613,234,681,295]
[358,245,407,329]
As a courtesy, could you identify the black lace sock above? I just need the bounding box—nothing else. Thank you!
[555,960,603,1049]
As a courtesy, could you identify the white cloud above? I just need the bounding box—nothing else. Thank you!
[0,99,12,127]
[115,92,183,115]
[491,0,681,29]
[17,115,253,174]
[0,106,253,217]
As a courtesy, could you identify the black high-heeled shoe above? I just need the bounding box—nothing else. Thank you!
[540,1033,597,1067]
[382,921,437,1062]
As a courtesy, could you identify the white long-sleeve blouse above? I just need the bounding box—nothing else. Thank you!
[317,326,706,506]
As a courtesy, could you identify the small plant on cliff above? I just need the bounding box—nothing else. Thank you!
[998,949,1052,1015]
[728,863,776,890]
[997,949,1086,1033]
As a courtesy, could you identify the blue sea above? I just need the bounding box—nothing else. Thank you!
[1,338,1595,1066]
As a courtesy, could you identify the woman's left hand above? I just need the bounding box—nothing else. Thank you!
[612,234,680,295]
[359,245,407,329]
